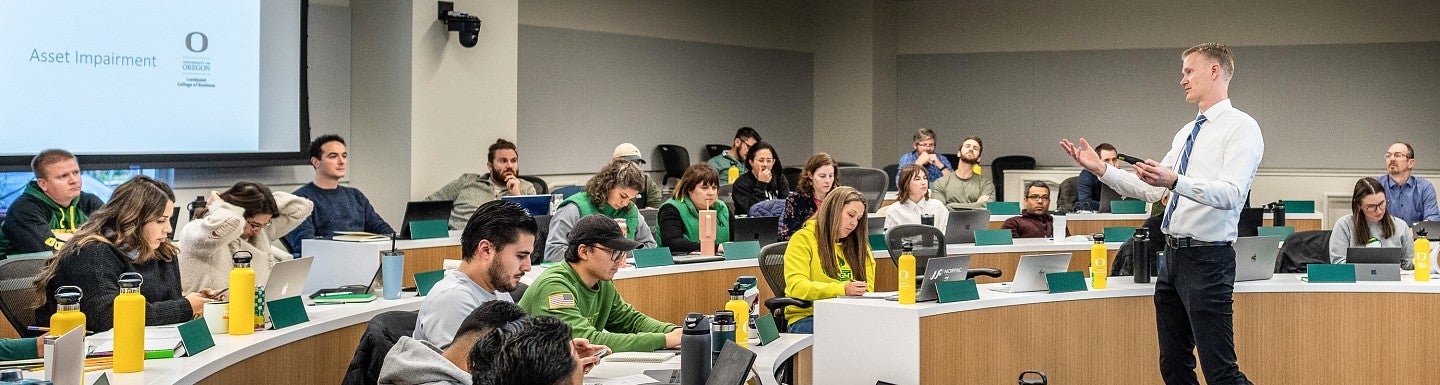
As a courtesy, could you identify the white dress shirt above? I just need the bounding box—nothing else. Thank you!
[1098,99,1264,242]
[883,198,950,234]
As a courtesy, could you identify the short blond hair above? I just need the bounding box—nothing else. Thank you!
[1182,43,1234,80]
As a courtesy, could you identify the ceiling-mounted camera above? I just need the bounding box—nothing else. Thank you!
[438,1,481,48]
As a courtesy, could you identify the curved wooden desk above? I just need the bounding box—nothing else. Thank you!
[63,296,423,385]
[814,274,1440,385]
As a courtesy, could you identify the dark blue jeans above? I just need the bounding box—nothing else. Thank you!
[1155,244,1250,385]
[788,316,814,334]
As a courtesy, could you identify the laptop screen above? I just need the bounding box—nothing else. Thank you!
[401,200,453,238]
[501,195,553,217]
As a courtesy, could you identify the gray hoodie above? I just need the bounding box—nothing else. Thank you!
[377,336,470,385]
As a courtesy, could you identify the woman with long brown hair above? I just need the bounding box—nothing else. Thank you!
[1329,177,1415,268]
[178,181,313,294]
[34,176,215,332]
[779,153,838,240]
[782,186,873,334]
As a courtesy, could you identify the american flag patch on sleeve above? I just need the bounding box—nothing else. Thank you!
[548,293,576,309]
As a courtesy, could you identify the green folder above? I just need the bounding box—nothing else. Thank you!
[1281,200,1315,214]
[1045,271,1089,293]
[1305,264,1356,283]
[311,293,377,304]
[176,318,214,356]
[415,269,446,296]
[268,296,310,329]
[633,247,675,268]
[1109,200,1147,214]
[755,314,781,345]
[408,219,449,240]
[722,241,761,260]
[1102,227,1135,244]
[1257,226,1295,240]
[974,229,1014,246]
[869,233,887,250]
[935,279,981,303]
[986,202,1021,216]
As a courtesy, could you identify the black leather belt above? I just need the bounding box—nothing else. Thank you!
[1165,236,1233,249]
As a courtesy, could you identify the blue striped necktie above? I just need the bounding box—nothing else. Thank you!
[1162,114,1206,231]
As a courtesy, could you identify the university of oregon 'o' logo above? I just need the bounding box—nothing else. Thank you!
[186,32,209,53]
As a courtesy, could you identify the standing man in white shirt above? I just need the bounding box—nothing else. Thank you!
[1060,43,1262,385]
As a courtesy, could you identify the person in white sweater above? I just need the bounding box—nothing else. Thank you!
[884,165,949,234]
[179,182,313,294]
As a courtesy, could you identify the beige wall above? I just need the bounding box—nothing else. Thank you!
[897,0,1440,54]
[520,0,816,52]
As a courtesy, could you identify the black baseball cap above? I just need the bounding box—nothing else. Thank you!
[567,214,641,251]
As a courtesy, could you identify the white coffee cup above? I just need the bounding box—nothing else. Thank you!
[204,301,229,334]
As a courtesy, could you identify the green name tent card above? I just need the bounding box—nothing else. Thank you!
[176,318,214,356]
[722,241,761,260]
[1110,200,1147,214]
[974,229,1014,246]
[869,233,887,250]
[985,201,1021,216]
[1306,264,1356,283]
[1103,227,1134,244]
[1045,271,1089,293]
[408,219,449,240]
[633,247,674,268]
[1257,226,1295,240]
[268,296,310,329]
[755,314,780,345]
[935,279,981,303]
[414,269,446,296]
[1281,200,1315,214]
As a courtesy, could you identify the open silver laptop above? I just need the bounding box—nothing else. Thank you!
[944,209,991,244]
[886,255,970,302]
[988,253,1071,293]
[1233,236,1280,282]
[262,257,314,314]
[1348,247,1403,281]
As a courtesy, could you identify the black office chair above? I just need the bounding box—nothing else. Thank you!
[883,225,1001,281]
[881,163,900,192]
[756,241,806,385]
[837,167,888,212]
[655,144,691,187]
[517,175,549,195]
[0,254,48,338]
[341,310,418,385]
[990,155,1036,201]
[1277,230,1332,273]
[702,144,731,160]
[639,207,660,242]
[835,161,860,168]
[781,167,802,190]
[1057,176,1079,213]
[941,153,960,170]
[532,214,552,265]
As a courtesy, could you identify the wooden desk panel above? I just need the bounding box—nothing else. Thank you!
[613,265,777,325]
[197,323,366,385]
[987,218,1322,236]
[917,292,1440,384]
[400,245,461,287]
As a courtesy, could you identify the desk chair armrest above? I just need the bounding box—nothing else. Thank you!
[764,297,811,311]
[967,268,1002,279]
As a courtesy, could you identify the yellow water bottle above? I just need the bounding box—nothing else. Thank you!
[724,284,749,347]
[898,241,917,304]
[727,166,740,184]
[113,272,146,373]
[1415,228,1431,282]
[229,251,256,335]
[49,286,86,336]
[1091,234,1108,289]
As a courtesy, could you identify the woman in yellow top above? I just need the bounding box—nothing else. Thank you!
[782,186,874,333]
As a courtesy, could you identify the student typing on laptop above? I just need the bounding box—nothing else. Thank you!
[1329,177,1415,268]
[178,182,314,295]
[783,187,875,334]
[425,139,538,230]
[658,164,731,254]
[414,201,538,348]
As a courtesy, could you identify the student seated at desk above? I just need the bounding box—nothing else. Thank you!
[379,301,527,385]
[521,215,681,352]
[780,153,837,240]
[784,187,875,334]
[707,127,762,186]
[425,139,537,230]
[731,141,789,216]
[0,338,43,361]
[930,136,994,210]
[1329,177,1414,268]
[414,201,537,347]
[897,128,954,185]
[178,182,313,294]
[544,160,657,263]
[469,316,604,385]
[286,134,394,254]
[659,164,731,254]
[884,165,949,233]
[0,149,105,257]
[34,176,216,332]
[1002,181,1065,239]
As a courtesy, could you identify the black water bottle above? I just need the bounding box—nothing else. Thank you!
[1271,201,1286,227]
[1133,227,1151,283]
[679,313,712,384]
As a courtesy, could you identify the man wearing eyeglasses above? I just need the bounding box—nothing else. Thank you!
[1002,181,1065,238]
[520,214,681,353]
[1378,142,1440,225]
